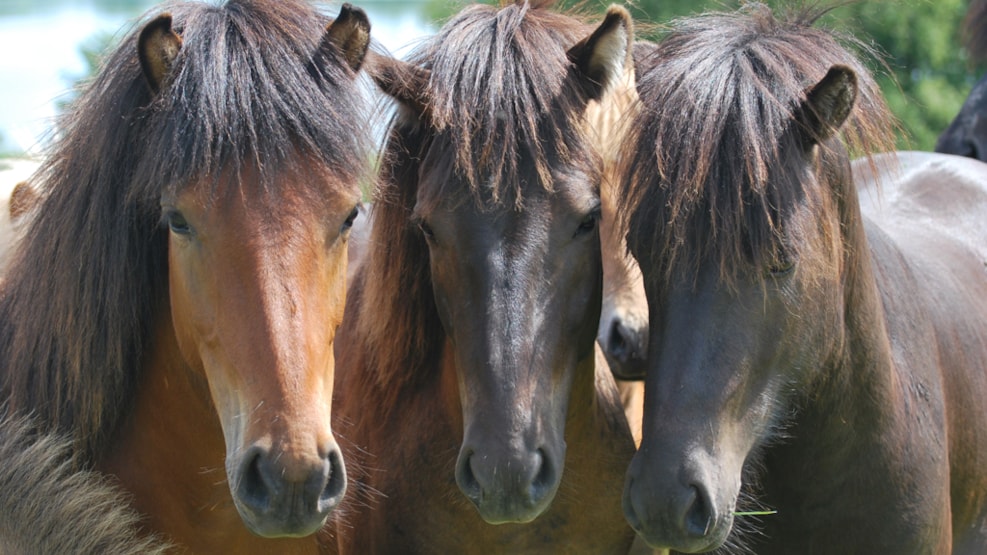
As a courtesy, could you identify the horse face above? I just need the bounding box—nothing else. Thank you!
[164,166,359,538]
[598,166,648,380]
[416,175,602,524]
[623,215,843,550]
[621,66,857,552]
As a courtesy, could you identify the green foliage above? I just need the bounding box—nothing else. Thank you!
[422,0,978,151]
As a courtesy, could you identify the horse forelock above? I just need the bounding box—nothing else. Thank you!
[0,0,370,465]
[620,4,895,289]
[409,2,600,211]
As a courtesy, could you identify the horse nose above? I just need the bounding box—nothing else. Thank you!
[233,442,347,538]
[455,445,559,524]
[623,465,719,551]
[605,319,647,379]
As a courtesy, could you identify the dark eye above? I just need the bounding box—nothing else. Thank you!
[417,219,435,241]
[341,206,360,233]
[165,209,192,236]
[574,211,600,238]
[768,254,795,276]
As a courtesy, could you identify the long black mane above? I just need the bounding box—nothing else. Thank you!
[0,0,369,464]
[619,4,894,287]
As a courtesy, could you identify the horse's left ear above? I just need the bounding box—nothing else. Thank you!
[567,5,633,101]
[138,13,183,94]
[797,65,858,146]
[319,3,371,73]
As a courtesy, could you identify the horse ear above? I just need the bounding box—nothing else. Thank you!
[797,65,857,146]
[321,3,371,73]
[366,50,431,120]
[138,14,183,94]
[567,5,633,101]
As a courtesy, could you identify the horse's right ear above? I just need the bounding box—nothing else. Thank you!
[366,50,431,120]
[138,14,182,94]
[567,5,633,101]
[797,65,857,147]
[319,3,371,73]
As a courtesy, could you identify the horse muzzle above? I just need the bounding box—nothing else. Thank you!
[230,442,347,537]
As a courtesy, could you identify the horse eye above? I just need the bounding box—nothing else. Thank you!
[574,212,599,238]
[341,206,360,233]
[417,220,435,241]
[166,210,192,236]
[768,256,795,276]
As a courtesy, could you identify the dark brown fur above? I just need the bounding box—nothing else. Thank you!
[619,5,987,554]
[332,1,636,552]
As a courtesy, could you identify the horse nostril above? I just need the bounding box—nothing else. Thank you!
[319,447,347,511]
[455,449,482,505]
[237,448,274,514]
[530,448,556,501]
[684,485,714,538]
[608,319,631,362]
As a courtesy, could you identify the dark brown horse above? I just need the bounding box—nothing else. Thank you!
[0,1,371,551]
[331,1,637,552]
[937,0,987,159]
[618,5,987,554]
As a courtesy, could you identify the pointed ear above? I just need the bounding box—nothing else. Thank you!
[321,3,371,73]
[366,50,431,120]
[138,13,183,94]
[567,5,632,101]
[797,65,857,147]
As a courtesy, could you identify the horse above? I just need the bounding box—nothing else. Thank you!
[330,1,638,552]
[0,413,171,554]
[587,67,649,384]
[0,1,372,552]
[617,5,987,553]
[936,0,987,160]
[0,158,41,276]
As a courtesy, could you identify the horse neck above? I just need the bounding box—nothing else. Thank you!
[94,307,227,540]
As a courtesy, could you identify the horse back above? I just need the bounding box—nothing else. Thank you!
[854,151,987,551]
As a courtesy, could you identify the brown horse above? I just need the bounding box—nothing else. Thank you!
[0,1,372,552]
[618,5,987,554]
[587,67,649,384]
[331,1,637,552]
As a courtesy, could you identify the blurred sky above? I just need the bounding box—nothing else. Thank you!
[0,1,432,154]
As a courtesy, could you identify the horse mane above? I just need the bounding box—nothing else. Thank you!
[355,0,602,403]
[0,413,171,554]
[964,0,987,63]
[619,4,895,287]
[0,0,369,465]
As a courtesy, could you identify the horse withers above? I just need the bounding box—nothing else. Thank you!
[0,1,372,552]
[331,2,638,552]
[618,5,987,554]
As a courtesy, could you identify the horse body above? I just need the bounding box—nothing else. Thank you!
[331,2,636,552]
[618,7,987,553]
[0,1,372,550]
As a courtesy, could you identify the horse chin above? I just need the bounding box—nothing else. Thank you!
[471,491,558,526]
